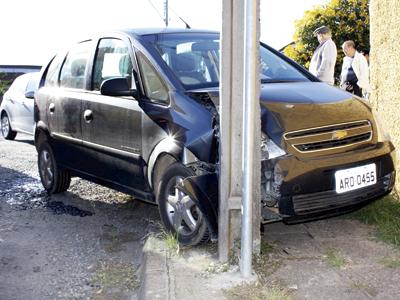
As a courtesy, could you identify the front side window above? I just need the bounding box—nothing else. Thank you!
[60,41,92,89]
[92,38,133,91]
[11,76,29,93]
[26,74,39,93]
[44,54,65,87]
[137,53,168,103]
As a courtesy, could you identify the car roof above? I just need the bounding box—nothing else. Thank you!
[118,27,219,38]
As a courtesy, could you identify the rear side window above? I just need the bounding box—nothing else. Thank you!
[60,41,92,89]
[92,38,133,91]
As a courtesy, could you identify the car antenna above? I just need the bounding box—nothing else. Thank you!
[168,5,191,29]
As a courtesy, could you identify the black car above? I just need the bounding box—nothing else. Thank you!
[34,28,396,245]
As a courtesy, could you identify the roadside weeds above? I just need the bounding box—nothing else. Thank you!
[350,193,400,248]
[90,260,140,299]
[323,248,346,269]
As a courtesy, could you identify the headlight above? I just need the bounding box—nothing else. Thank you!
[261,133,286,160]
[372,111,391,142]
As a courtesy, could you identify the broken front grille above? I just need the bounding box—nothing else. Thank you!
[284,120,373,153]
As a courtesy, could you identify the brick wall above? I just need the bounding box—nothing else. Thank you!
[370,0,400,191]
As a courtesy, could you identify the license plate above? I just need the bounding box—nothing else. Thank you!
[335,163,377,194]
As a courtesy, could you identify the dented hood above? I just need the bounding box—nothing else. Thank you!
[188,82,373,145]
[258,82,373,145]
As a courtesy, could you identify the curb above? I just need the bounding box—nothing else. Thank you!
[138,236,254,300]
[138,236,170,300]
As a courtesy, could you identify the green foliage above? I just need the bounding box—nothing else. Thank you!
[0,73,11,99]
[380,257,400,268]
[324,248,346,268]
[284,0,370,82]
[351,194,400,248]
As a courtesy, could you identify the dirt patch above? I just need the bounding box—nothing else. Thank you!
[91,260,140,299]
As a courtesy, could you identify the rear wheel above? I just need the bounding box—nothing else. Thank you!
[38,142,71,194]
[1,112,17,140]
[157,162,209,246]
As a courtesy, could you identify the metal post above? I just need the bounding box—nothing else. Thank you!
[220,0,260,267]
[241,0,258,278]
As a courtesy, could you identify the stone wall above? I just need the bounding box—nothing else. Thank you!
[370,0,400,191]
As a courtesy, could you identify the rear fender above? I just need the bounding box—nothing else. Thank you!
[180,172,219,240]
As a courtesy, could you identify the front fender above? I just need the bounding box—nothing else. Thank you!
[180,172,219,241]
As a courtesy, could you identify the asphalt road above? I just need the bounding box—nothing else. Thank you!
[0,134,160,300]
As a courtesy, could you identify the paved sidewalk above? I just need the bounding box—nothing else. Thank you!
[140,218,400,300]
[139,237,248,300]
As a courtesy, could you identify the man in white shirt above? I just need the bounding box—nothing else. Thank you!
[340,40,372,98]
[309,26,337,85]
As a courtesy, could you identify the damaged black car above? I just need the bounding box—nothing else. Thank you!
[34,29,396,245]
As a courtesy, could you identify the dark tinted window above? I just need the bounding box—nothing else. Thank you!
[137,53,168,103]
[60,41,92,89]
[92,38,133,91]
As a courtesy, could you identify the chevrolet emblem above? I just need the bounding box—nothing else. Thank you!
[332,130,348,140]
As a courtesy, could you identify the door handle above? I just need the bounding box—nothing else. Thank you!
[83,110,93,123]
[49,103,55,113]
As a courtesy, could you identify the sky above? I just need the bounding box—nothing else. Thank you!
[0,0,327,66]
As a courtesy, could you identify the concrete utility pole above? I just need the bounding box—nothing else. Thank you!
[163,0,168,27]
[219,0,261,274]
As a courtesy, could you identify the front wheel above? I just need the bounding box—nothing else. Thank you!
[1,112,17,140]
[38,142,71,194]
[157,163,209,246]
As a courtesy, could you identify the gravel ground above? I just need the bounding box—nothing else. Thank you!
[0,134,160,300]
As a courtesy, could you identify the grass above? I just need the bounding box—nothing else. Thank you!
[323,248,346,268]
[91,261,139,292]
[160,228,180,255]
[379,257,400,268]
[350,194,400,248]
[349,281,378,297]
[225,282,292,300]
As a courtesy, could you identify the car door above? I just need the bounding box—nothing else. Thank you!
[8,75,30,131]
[80,37,147,190]
[19,73,38,133]
[50,41,92,168]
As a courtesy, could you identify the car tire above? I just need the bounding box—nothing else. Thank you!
[38,142,71,194]
[157,162,209,246]
[1,112,17,140]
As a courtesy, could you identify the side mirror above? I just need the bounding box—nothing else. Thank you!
[25,90,35,99]
[100,77,137,97]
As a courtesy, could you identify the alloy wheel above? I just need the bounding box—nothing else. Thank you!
[39,150,54,188]
[1,115,10,138]
[165,176,202,236]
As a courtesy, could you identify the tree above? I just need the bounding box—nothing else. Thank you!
[0,73,11,103]
[284,0,370,83]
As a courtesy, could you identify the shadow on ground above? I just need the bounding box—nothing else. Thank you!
[0,165,160,300]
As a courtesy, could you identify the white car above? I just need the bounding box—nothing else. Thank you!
[1,72,39,139]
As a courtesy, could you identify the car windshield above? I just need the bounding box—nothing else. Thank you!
[145,33,310,89]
